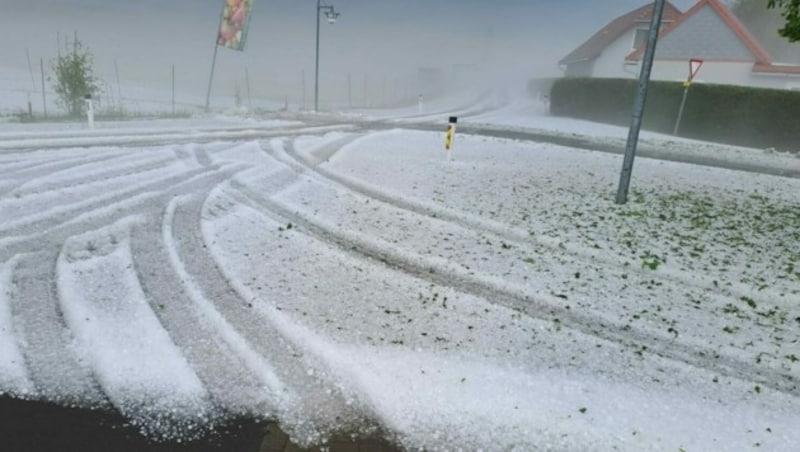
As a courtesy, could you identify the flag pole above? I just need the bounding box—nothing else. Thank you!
[205,3,226,112]
[205,43,220,112]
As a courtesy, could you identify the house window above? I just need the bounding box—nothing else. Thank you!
[632,28,649,49]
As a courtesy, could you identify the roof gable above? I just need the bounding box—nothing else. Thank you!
[626,0,772,63]
[559,2,683,66]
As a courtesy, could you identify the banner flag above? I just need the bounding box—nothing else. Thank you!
[217,0,255,51]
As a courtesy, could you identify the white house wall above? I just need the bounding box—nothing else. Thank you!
[649,60,753,84]
[591,27,645,79]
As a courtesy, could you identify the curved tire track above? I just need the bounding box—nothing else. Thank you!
[129,201,275,417]
[234,137,799,397]
[7,250,108,407]
[170,186,380,439]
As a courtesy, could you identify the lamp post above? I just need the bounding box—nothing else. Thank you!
[315,0,339,112]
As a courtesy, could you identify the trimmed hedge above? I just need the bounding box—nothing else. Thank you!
[549,77,800,152]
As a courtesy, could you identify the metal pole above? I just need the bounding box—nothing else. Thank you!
[616,0,665,205]
[245,67,252,110]
[114,59,123,111]
[302,69,307,110]
[206,4,225,112]
[205,43,219,112]
[673,84,690,135]
[348,72,352,108]
[40,58,47,118]
[314,0,321,112]
[172,64,176,116]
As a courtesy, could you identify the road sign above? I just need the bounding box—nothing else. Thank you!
[688,58,703,83]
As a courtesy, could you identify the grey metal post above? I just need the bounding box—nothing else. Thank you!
[348,72,352,108]
[616,0,666,205]
[205,43,219,112]
[245,67,252,110]
[302,69,307,110]
[40,58,47,117]
[314,0,321,112]
[114,59,123,111]
[205,3,225,112]
[172,64,176,116]
[673,84,690,135]
[314,2,338,112]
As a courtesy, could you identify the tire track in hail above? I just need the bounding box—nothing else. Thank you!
[170,181,377,439]
[6,249,109,407]
[0,161,215,241]
[56,217,215,440]
[128,184,278,417]
[0,163,249,426]
[0,152,127,197]
[0,148,125,178]
[0,124,355,152]
[229,168,798,398]
[8,155,176,200]
[0,148,124,177]
[0,162,245,264]
[281,133,799,352]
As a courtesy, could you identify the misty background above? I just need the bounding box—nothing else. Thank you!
[0,0,727,112]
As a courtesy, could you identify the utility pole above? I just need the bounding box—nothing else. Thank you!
[40,58,47,117]
[315,0,339,112]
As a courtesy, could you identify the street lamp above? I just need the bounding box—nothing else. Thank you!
[315,0,339,112]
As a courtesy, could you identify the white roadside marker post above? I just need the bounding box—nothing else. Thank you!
[85,94,94,130]
[445,116,457,161]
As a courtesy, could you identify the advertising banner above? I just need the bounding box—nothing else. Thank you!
[217,0,255,51]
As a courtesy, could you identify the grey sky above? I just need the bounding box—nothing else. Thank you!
[0,1,702,108]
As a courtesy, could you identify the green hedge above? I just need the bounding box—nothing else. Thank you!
[549,77,800,152]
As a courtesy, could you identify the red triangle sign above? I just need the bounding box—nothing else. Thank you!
[689,58,704,81]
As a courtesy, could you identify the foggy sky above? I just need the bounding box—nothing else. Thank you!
[1,0,700,109]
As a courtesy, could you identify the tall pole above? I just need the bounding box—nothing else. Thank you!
[205,44,219,112]
[314,2,338,112]
[302,69,307,110]
[172,64,176,116]
[206,3,224,112]
[40,58,47,118]
[314,0,321,112]
[245,67,253,110]
[114,59,123,111]
[615,0,665,205]
[673,84,690,135]
[348,72,352,108]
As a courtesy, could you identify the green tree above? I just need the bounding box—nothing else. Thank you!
[767,0,800,41]
[51,36,99,116]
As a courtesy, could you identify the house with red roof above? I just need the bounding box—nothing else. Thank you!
[559,0,800,90]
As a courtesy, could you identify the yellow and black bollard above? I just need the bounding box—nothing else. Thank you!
[444,116,457,160]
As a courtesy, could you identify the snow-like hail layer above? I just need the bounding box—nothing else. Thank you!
[0,106,798,449]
